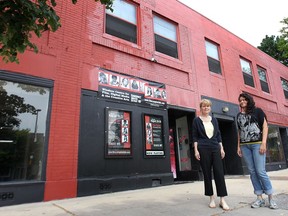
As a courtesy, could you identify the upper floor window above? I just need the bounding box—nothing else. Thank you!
[205,40,222,74]
[257,66,270,93]
[153,15,178,58]
[105,0,137,43]
[240,58,254,87]
[281,77,288,99]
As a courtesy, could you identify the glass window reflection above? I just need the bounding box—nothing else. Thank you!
[267,126,285,163]
[0,80,50,182]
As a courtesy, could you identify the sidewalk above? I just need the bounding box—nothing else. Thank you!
[0,169,287,216]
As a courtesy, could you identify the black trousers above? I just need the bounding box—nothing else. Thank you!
[198,148,228,197]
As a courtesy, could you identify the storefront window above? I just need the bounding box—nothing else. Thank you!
[0,80,50,182]
[267,126,285,163]
[105,109,132,157]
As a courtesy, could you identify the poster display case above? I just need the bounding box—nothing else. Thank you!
[105,108,132,158]
[144,114,165,157]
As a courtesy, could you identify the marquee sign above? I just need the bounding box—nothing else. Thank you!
[98,68,167,109]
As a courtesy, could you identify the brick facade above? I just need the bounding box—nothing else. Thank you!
[0,0,287,203]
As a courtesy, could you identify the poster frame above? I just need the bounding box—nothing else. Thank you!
[143,113,165,158]
[105,107,132,158]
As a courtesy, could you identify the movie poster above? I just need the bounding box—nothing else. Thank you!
[144,115,164,156]
[106,109,131,157]
[169,128,177,178]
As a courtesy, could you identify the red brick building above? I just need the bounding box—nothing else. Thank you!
[0,0,287,206]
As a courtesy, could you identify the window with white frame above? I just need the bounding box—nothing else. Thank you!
[240,58,254,87]
[105,0,137,43]
[257,66,270,93]
[281,78,288,99]
[153,15,178,58]
[205,40,222,74]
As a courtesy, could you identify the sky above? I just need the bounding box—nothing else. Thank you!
[178,0,288,47]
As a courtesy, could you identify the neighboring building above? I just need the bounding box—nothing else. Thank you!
[0,0,287,206]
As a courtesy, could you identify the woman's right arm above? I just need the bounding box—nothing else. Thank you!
[192,118,200,160]
[236,114,242,157]
[237,131,242,157]
[194,142,200,160]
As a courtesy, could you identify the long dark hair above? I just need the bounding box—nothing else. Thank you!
[238,93,255,114]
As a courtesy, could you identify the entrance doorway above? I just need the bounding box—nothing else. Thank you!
[279,128,288,167]
[168,108,199,181]
[176,116,191,172]
[217,119,243,175]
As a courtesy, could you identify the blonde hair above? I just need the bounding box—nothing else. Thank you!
[200,99,212,108]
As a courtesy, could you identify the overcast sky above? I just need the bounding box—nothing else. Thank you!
[178,0,288,47]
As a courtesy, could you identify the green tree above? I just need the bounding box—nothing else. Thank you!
[279,17,288,64]
[0,0,113,63]
[258,17,288,67]
[280,17,288,40]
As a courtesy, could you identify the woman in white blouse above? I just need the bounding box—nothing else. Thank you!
[192,99,229,211]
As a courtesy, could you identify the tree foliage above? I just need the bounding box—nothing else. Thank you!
[258,17,288,67]
[279,17,288,64]
[0,0,113,63]
[280,17,288,40]
[0,91,37,128]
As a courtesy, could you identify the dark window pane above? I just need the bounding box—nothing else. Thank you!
[243,73,255,87]
[284,90,288,99]
[106,14,137,43]
[155,34,178,58]
[283,80,288,89]
[0,80,50,182]
[260,80,270,93]
[207,56,222,74]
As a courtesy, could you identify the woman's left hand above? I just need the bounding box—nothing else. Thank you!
[259,143,267,155]
[220,149,225,159]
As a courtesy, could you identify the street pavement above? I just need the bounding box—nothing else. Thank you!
[0,169,287,216]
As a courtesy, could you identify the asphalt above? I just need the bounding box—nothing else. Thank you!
[0,169,287,216]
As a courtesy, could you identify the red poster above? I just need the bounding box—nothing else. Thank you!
[169,129,177,178]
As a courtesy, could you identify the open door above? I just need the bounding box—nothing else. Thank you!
[175,116,191,172]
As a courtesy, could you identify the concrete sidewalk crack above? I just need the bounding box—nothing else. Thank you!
[52,203,76,215]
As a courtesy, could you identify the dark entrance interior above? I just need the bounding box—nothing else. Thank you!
[279,127,288,167]
[168,108,244,180]
[218,119,243,175]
